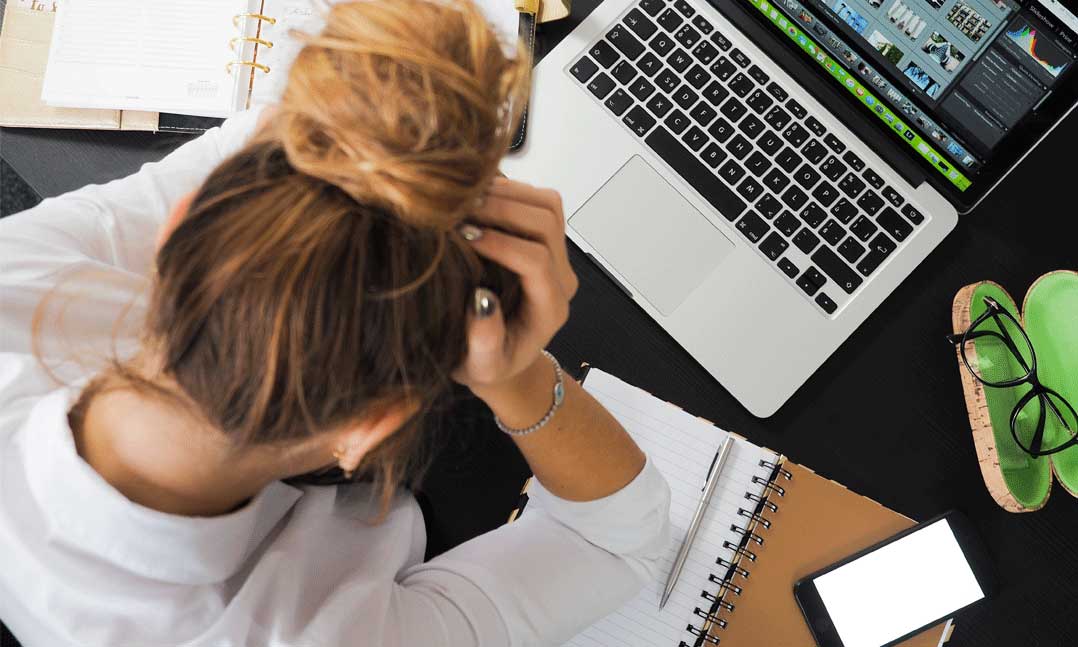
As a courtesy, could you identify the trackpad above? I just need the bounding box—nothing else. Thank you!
[569,155,734,315]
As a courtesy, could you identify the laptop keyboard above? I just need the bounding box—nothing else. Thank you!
[567,0,928,316]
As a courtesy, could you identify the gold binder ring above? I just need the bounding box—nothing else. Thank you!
[227,61,271,75]
[230,37,274,51]
[233,13,277,28]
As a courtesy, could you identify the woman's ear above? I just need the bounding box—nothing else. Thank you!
[157,192,196,252]
[333,400,420,476]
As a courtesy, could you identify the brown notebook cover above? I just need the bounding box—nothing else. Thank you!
[706,460,951,647]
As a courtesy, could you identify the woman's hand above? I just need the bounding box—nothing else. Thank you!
[454,178,578,404]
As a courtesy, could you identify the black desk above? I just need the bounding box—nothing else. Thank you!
[3,2,1077,645]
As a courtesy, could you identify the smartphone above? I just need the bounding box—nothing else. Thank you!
[794,511,993,647]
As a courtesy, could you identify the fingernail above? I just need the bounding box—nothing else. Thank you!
[473,288,498,319]
[459,224,483,242]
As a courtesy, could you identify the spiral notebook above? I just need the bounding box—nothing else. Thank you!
[559,368,953,647]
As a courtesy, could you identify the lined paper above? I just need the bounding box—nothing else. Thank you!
[567,370,779,647]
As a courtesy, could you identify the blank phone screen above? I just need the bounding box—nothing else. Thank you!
[814,519,984,647]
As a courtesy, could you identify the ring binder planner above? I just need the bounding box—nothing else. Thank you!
[230,11,277,78]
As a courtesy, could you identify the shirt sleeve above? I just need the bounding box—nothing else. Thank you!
[389,457,671,646]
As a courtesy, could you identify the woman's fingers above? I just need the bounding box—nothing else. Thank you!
[466,228,569,331]
[473,196,561,246]
[453,288,510,386]
[488,176,564,217]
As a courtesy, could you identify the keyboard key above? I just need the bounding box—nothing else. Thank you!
[725,133,752,160]
[682,125,708,151]
[759,231,789,260]
[794,228,820,254]
[625,8,659,40]
[745,151,772,176]
[758,131,783,156]
[685,64,710,89]
[857,233,896,276]
[630,77,656,100]
[842,150,865,171]
[823,133,845,153]
[737,177,764,202]
[804,116,826,137]
[739,115,765,139]
[856,191,884,216]
[708,117,734,142]
[730,48,750,67]
[674,0,696,16]
[656,68,680,92]
[729,73,754,97]
[819,219,844,246]
[830,197,858,223]
[719,159,746,185]
[720,97,747,122]
[819,155,847,182]
[612,60,637,85]
[838,173,866,198]
[651,33,675,56]
[608,25,645,60]
[799,202,827,229]
[775,147,802,173]
[710,56,737,81]
[657,7,684,32]
[646,94,673,118]
[801,140,828,165]
[757,194,783,219]
[797,267,826,296]
[877,207,913,241]
[862,167,885,190]
[763,168,787,192]
[668,49,692,72]
[692,15,714,34]
[711,31,732,51]
[736,211,770,242]
[793,164,821,190]
[645,127,747,220]
[571,56,599,82]
[691,41,720,65]
[637,52,663,76]
[837,236,866,263]
[782,185,809,210]
[604,89,633,116]
[673,85,699,109]
[786,99,807,119]
[590,41,620,68]
[764,106,792,131]
[587,73,616,98]
[882,186,903,207]
[850,215,878,241]
[623,105,657,136]
[674,24,701,49]
[901,203,924,224]
[701,142,727,168]
[812,247,862,294]
[766,82,789,102]
[812,182,840,208]
[776,211,800,236]
[747,65,769,85]
[703,81,729,106]
[778,257,799,278]
[782,122,809,148]
[746,89,774,114]
[639,0,665,16]
[689,102,717,126]
[815,292,837,314]
[664,109,690,134]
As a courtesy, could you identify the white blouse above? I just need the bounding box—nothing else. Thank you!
[0,109,672,647]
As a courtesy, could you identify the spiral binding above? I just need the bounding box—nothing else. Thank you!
[228,13,277,76]
[682,457,791,647]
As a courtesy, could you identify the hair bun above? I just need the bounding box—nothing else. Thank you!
[275,0,529,228]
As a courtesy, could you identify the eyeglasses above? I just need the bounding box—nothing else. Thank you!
[948,296,1078,458]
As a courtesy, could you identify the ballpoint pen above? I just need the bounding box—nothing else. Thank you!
[660,436,734,609]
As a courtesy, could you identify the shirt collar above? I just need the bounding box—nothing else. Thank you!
[22,388,303,585]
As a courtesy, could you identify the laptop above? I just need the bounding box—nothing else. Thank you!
[502,0,1078,416]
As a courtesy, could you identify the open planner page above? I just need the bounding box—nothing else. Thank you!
[569,369,779,647]
[41,0,257,117]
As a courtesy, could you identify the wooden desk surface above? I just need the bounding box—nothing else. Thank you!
[3,2,1076,645]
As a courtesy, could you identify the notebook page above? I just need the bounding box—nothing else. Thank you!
[567,369,778,647]
[41,0,249,116]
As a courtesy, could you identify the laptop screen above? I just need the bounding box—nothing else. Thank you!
[740,0,1078,195]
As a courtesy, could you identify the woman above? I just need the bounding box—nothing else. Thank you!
[0,1,670,646]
